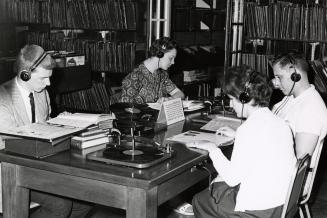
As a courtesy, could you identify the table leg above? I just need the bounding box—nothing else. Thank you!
[126,187,158,218]
[2,163,29,218]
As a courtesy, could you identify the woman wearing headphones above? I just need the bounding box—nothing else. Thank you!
[186,65,296,218]
[120,37,184,104]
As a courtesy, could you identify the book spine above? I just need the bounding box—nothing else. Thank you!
[71,137,108,149]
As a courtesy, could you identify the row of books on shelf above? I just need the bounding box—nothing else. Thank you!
[244,2,327,41]
[241,53,271,79]
[60,82,111,113]
[26,31,136,73]
[2,0,137,30]
[89,41,135,73]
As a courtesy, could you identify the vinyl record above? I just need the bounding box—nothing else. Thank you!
[110,103,148,113]
[110,102,158,122]
[102,145,166,163]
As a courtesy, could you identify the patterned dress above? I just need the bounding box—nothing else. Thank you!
[120,63,177,104]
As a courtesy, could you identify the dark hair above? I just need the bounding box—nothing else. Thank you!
[225,65,272,107]
[149,37,177,57]
[272,52,309,73]
[14,44,55,75]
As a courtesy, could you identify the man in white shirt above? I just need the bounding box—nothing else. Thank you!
[0,45,91,217]
[188,66,296,218]
[271,52,327,195]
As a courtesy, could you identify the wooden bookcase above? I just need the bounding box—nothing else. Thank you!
[170,0,230,99]
[225,0,327,102]
[0,0,149,113]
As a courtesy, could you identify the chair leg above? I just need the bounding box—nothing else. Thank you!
[304,203,311,218]
[299,206,305,218]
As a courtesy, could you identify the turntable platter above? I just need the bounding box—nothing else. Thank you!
[87,143,173,168]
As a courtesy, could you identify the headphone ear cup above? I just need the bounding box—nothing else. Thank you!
[291,72,301,82]
[20,70,31,82]
[239,91,251,104]
[156,51,164,58]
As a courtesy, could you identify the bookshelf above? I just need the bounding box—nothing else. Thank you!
[230,0,327,76]
[170,0,229,99]
[0,0,149,113]
[225,0,327,103]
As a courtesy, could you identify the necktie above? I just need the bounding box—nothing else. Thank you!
[29,92,36,123]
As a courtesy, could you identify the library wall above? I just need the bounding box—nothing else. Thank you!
[0,0,148,114]
[171,0,227,99]
[238,1,327,97]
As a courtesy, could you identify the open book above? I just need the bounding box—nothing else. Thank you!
[201,115,241,132]
[47,113,116,128]
[166,130,234,147]
[0,123,83,143]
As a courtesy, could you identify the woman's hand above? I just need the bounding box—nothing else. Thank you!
[216,126,236,138]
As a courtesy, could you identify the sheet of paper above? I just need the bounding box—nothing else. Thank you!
[166,130,234,147]
[147,103,161,110]
[201,116,241,132]
[47,113,115,128]
[182,100,204,112]
[0,123,83,142]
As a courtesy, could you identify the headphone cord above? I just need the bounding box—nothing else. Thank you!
[155,58,162,102]
[274,81,295,115]
[240,103,244,124]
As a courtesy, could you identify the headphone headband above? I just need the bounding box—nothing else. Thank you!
[30,51,48,72]
[20,51,48,82]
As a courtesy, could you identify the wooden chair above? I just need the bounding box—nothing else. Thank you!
[299,139,325,218]
[281,154,311,218]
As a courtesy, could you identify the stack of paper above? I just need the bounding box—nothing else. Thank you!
[182,100,204,112]
[166,130,233,147]
[47,113,116,128]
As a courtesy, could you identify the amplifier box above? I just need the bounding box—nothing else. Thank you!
[54,54,85,68]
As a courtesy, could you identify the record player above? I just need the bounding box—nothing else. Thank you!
[87,103,173,168]
[87,135,174,168]
[110,103,166,135]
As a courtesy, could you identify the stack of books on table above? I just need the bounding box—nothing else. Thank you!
[71,128,109,156]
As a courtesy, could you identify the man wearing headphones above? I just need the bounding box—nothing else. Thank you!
[120,37,185,104]
[271,52,327,196]
[272,52,327,158]
[186,65,296,217]
[0,45,91,217]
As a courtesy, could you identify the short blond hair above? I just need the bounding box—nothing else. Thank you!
[14,44,55,75]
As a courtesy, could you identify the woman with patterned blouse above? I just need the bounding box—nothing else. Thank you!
[120,37,185,104]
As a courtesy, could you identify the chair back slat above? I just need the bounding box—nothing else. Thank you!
[281,154,311,218]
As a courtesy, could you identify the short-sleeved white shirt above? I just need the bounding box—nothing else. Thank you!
[273,85,327,194]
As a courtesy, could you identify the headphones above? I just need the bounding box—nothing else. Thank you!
[289,55,301,82]
[239,71,258,104]
[20,51,48,82]
[290,69,301,82]
[273,53,301,83]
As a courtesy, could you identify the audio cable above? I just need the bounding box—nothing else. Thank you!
[274,81,295,115]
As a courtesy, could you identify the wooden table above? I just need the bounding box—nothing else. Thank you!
[0,119,212,218]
